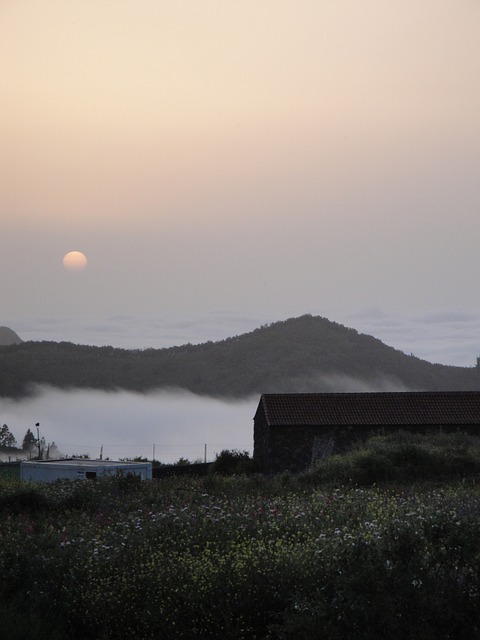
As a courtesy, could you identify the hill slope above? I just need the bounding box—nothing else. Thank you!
[0,315,478,398]
[0,326,23,346]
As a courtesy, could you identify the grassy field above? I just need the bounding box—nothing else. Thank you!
[1,433,480,639]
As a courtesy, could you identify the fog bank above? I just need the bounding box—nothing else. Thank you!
[0,387,257,463]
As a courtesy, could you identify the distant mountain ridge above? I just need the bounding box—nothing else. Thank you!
[0,326,22,346]
[0,315,478,398]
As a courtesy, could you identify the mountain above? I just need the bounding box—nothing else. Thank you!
[0,326,23,346]
[0,315,478,398]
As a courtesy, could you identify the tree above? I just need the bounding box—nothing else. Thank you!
[0,424,17,448]
[22,428,37,453]
[174,457,191,466]
[210,449,256,475]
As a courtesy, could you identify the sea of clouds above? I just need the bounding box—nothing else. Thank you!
[0,387,257,463]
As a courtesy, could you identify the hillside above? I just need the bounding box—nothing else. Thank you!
[0,315,478,398]
[0,326,22,346]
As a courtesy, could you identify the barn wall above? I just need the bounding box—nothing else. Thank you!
[253,411,270,471]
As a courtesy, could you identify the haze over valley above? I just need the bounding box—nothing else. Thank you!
[0,388,254,464]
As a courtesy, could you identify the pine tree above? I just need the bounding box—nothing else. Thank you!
[0,424,16,448]
[22,428,37,452]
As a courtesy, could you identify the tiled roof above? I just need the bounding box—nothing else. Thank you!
[258,392,480,426]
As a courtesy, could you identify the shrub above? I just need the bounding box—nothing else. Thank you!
[306,431,480,485]
[349,449,396,484]
[0,483,50,515]
[209,449,256,475]
[302,453,352,485]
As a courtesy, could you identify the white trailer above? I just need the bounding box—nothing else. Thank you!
[20,459,152,482]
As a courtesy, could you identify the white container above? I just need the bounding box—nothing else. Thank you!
[20,459,152,482]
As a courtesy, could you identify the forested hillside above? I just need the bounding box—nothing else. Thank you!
[0,315,478,398]
[0,326,22,346]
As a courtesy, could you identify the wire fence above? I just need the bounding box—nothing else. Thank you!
[45,441,253,464]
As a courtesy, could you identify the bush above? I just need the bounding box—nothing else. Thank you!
[305,431,480,486]
[0,483,50,515]
[350,450,396,484]
[209,449,257,475]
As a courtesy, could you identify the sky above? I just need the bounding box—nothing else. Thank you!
[2,1,480,367]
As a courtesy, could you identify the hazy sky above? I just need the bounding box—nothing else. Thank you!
[2,1,480,366]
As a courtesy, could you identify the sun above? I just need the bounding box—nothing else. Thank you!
[63,251,88,271]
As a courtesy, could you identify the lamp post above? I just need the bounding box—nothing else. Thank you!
[35,422,41,460]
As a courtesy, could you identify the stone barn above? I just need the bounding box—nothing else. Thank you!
[253,391,480,473]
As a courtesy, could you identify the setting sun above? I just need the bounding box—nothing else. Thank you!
[63,251,88,272]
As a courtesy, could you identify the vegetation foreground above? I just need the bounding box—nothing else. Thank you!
[2,435,480,639]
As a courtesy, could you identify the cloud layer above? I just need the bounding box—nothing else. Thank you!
[0,387,256,463]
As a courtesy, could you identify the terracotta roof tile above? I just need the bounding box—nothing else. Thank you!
[259,392,480,426]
